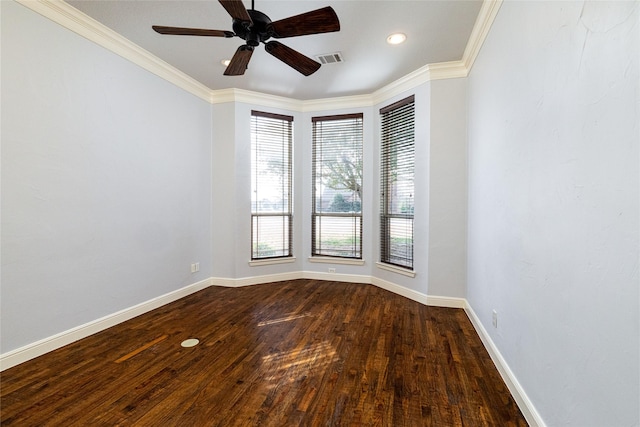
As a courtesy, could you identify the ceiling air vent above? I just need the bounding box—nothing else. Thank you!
[315,52,344,65]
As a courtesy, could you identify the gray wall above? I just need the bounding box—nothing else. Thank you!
[428,78,468,298]
[1,1,213,353]
[214,87,469,301]
[0,0,471,354]
[466,1,639,425]
[211,102,238,279]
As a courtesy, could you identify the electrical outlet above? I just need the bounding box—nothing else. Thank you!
[328,268,336,273]
[492,309,498,328]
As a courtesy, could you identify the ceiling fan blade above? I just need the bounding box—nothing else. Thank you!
[224,45,254,76]
[152,26,234,37]
[270,6,340,39]
[264,41,321,76]
[219,0,252,23]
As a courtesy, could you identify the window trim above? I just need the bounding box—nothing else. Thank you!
[308,256,365,266]
[249,256,297,267]
[375,261,416,278]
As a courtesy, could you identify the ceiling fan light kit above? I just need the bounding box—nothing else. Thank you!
[152,0,340,76]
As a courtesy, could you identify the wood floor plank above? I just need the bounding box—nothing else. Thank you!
[1,280,528,426]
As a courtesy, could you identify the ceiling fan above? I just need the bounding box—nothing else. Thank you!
[152,0,340,76]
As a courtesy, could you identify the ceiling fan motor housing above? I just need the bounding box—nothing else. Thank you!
[233,9,273,47]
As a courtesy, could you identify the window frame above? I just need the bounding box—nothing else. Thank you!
[250,110,294,261]
[379,96,415,270]
[311,113,364,260]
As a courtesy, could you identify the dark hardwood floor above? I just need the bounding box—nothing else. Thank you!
[1,279,527,426]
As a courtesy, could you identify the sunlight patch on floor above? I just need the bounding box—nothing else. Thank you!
[257,312,313,326]
[261,340,339,384]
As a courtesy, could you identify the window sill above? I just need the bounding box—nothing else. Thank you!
[376,262,416,278]
[248,257,296,267]
[308,257,365,266]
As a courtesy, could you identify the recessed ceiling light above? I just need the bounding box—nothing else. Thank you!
[387,33,407,45]
[221,59,231,67]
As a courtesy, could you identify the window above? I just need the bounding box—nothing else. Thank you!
[312,113,363,259]
[380,96,415,269]
[251,111,293,260]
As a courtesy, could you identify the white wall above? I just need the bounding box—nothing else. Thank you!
[1,1,213,353]
[466,1,639,426]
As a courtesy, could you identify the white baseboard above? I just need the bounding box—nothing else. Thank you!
[303,271,371,284]
[0,278,212,371]
[212,271,372,287]
[464,303,546,427]
[211,271,303,288]
[426,294,467,308]
[211,271,465,309]
[371,276,429,305]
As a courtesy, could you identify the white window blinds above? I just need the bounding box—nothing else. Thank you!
[251,110,293,260]
[380,96,415,269]
[312,113,363,259]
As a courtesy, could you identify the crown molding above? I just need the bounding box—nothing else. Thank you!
[212,88,304,111]
[15,0,213,103]
[427,60,470,81]
[15,0,501,111]
[301,94,374,112]
[371,60,468,105]
[212,88,374,113]
[462,0,504,72]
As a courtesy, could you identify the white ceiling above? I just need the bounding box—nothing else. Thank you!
[67,0,483,100]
